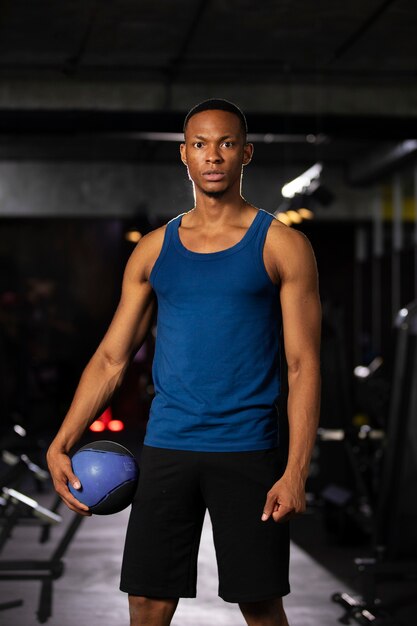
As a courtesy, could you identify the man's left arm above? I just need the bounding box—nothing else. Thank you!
[262,227,322,523]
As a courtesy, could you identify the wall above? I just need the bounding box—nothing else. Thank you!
[0,159,375,220]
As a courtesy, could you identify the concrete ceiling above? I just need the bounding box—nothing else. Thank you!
[0,0,416,182]
[1,0,415,84]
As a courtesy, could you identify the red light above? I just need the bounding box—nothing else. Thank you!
[108,420,125,432]
[89,420,105,432]
[99,407,113,426]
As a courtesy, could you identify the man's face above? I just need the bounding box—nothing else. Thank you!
[180,109,253,198]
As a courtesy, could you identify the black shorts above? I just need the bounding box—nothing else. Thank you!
[119,445,290,603]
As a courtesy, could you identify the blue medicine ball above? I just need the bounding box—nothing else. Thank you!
[68,440,139,515]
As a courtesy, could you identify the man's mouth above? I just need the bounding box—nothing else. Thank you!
[202,171,225,182]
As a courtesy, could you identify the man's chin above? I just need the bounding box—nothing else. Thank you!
[202,188,226,199]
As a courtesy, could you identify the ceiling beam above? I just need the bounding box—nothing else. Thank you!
[0,109,415,141]
[327,0,397,64]
[347,140,417,185]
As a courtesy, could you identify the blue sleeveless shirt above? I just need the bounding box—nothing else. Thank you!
[145,208,282,452]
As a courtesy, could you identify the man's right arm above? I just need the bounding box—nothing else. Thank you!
[46,227,164,515]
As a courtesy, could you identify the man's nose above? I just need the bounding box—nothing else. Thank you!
[206,145,223,162]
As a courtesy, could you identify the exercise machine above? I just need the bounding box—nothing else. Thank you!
[330,300,417,625]
[0,427,85,623]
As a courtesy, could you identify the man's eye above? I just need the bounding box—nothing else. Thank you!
[222,142,234,148]
[194,142,204,148]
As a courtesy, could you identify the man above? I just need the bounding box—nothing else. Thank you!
[46,98,321,626]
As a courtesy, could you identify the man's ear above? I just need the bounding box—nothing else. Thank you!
[180,143,187,165]
[242,142,254,166]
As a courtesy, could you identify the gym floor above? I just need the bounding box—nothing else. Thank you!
[1,472,416,626]
[0,486,346,626]
[0,434,417,626]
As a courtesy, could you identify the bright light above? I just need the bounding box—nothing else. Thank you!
[99,406,112,426]
[354,356,383,379]
[13,424,27,437]
[298,208,314,220]
[354,365,370,379]
[125,230,142,243]
[276,212,292,225]
[108,420,125,432]
[281,163,322,198]
[89,420,106,432]
[286,210,303,224]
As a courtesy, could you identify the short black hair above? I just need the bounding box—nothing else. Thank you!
[183,98,248,139]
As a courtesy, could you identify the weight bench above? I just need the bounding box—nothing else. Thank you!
[0,468,84,623]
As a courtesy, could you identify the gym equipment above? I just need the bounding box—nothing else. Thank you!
[330,300,417,625]
[376,300,417,557]
[0,445,85,623]
[0,497,84,623]
[331,591,402,625]
[0,446,55,551]
[317,424,385,545]
[68,440,139,515]
[0,487,61,553]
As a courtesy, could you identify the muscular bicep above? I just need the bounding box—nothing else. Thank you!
[278,233,321,370]
[95,238,158,367]
[99,278,155,364]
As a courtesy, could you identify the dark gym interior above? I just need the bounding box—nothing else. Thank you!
[1,2,417,625]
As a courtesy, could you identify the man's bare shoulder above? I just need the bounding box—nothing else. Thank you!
[125,223,167,281]
[265,216,318,280]
[139,224,167,252]
[265,216,311,254]
[267,215,309,244]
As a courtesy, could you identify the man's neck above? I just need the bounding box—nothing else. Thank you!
[192,190,250,227]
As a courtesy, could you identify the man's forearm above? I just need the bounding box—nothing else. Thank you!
[284,367,321,483]
[49,349,129,454]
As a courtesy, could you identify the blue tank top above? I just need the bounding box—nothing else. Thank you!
[145,208,282,452]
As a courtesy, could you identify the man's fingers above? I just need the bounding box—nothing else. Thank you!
[68,472,81,490]
[59,488,91,516]
[261,491,280,521]
[62,496,91,516]
[272,500,306,523]
[272,505,294,523]
[261,478,307,522]
[59,457,81,490]
[47,450,90,515]
[262,496,295,523]
[54,475,90,515]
